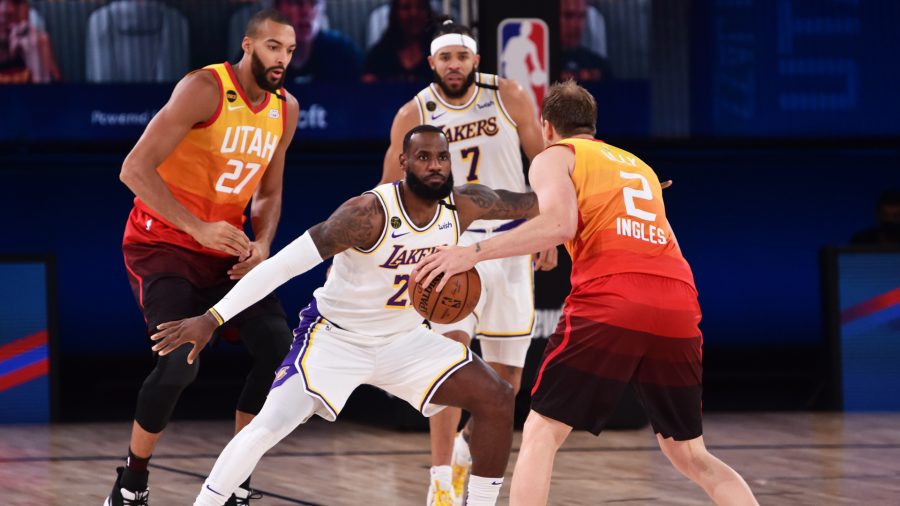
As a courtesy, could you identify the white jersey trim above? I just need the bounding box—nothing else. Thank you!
[428,80,482,111]
[394,183,443,232]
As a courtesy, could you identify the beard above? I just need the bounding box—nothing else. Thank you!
[405,167,454,201]
[251,51,285,93]
[433,67,477,99]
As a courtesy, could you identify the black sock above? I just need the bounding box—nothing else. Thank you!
[121,448,150,491]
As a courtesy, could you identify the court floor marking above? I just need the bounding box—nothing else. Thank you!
[148,462,322,506]
[3,441,899,464]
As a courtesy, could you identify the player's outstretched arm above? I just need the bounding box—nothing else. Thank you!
[453,184,539,230]
[151,194,385,363]
[413,147,576,291]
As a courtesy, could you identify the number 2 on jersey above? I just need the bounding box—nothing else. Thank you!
[461,146,481,183]
[385,274,410,308]
[619,170,657,221]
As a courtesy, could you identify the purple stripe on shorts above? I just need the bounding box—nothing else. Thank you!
[271,300,321,390]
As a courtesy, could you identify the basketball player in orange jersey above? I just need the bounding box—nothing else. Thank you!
[150,125,540,506]
[414,81,760,506]
[104,10,300,506]
[381,20,557,504]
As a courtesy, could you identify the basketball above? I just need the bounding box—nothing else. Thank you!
[410,268,481,324]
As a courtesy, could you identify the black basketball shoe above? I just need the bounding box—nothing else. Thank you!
[103,466,149,506]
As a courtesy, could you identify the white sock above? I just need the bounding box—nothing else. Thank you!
[194,481,229,506]
[193,375,316,506]
[465,475,502,505]
[453,432,472,463]
[431,465,453,489]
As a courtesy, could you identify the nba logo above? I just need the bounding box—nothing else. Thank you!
[498,18,549,110]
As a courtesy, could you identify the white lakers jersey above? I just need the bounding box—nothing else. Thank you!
[314,182,460,338]
[415,73,525,230]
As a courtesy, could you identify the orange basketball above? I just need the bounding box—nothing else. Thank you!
[410,268,481,324]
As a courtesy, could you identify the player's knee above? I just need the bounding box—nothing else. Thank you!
[442,330,472,346]
[523,413,568,449]
[660,440,711,480]
[243,318,292,367]
[478,374,514,416]
[147,347,201,389]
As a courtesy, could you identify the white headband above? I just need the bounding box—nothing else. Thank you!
[430,34,478,56]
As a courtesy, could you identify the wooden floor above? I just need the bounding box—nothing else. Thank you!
[2,412,899,505]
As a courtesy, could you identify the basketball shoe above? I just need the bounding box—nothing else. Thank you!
[224,486,262,505]
[427,466,458,506]
[450,432,472,500]
[104,467,149,506]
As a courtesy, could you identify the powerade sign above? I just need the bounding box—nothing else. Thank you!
[0,83,421,142]
[0,80,649,142]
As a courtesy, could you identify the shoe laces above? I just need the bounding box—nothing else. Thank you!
[431,480,454,506]
[122,488,149,506]
[234,488,263,505]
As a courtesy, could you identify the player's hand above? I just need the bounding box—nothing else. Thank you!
[661,179,673,190]
[228,241,269,280]
[150,312,219,364]
[190,221,251,258]
[412,245,477,292]
[533,247,558,271]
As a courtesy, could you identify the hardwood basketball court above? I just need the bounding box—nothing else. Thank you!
[2,412,899,505]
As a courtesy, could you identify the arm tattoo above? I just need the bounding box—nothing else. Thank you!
[475,242,482,253]
[310,196,384,258]
[458,184,539,221]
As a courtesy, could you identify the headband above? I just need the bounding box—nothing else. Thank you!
[430,33,478,56]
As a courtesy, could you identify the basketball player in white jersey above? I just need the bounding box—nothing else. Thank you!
[381,19,556,504]
[150,125,541,506]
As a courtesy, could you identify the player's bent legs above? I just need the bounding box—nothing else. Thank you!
[657,435,759,506]
[430,354,514,479]
[194,374,318,506]
[429,329,473,466]
[509,410,572,506]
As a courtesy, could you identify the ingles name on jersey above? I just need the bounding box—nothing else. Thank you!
[498,18,549,110]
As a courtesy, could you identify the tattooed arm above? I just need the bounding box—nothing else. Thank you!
[454,184,540,230]
[309,194,386,257]
[412,147,576,291]
[150,194,385,362]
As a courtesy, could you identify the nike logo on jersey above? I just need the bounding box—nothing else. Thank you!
[227,104,244,111]
[431,111,447,120]
[205,484,224,496]
[391,230,410,238]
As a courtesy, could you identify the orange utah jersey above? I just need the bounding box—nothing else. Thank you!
[556,138,695,292]
[124,62,286,257]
